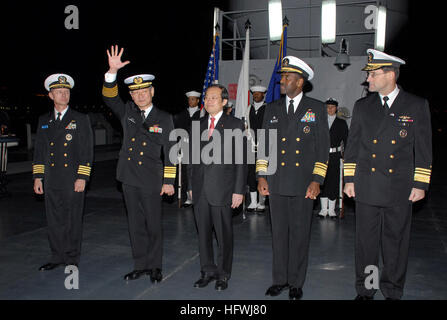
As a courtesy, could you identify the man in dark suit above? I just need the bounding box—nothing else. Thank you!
[102,45,176,282]
[187,84,246,291]
[247,85,267,213]
[174,91,201,207]
[33,73,93,271]
[344,49,432,300]
[257,56,330,300]
[318,98,348,219]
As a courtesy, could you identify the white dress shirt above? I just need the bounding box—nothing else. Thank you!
[54,106,69,121]
[379,85,400,108]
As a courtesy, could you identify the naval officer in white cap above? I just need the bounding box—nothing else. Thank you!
[34,73,93,271]
[102,45,176,283]
[344,49,432,300]
[257,55,330,300]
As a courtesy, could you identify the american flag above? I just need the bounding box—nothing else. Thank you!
[200,33,220,110]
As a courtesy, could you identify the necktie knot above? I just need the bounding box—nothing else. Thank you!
[383,96,389,103]
[141,110,146,121]
[56,112,61,122]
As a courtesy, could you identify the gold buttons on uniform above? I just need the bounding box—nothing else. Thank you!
[296,150,300,154]
[64,164,68,167]
[128,157,131,161]
[281,162,285,166]
[129,148,133,151]
[372,154,376,158]
[282,138,286,142]
[391,140,396,144]
[281,150,285,154]
[142,142,147,146]
[296,138,300,142]
[390,155,395,159]
[64,143,67,146]
[50,142,54,146]
[131,138,135,142]
[296,163,300,167]
[389,169,393,173]
[371,168,376,172]
[373,139,378,144]
[138,161,142,165]
[140,152,144,156]
[51,163,55,167]
[50,153,54,156]
[64,153,67,157]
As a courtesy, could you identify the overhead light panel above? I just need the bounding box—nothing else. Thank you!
[268,0,283,41]
[374,6,387,51]
[321,0,336,44]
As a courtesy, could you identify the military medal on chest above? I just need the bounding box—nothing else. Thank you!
[399,129,407,138]
[66,133,72,141]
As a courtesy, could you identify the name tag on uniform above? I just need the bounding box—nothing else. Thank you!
[149,125,163,133]
[301,110,315,122]
[41,125,49,129]
[270,116,278,124]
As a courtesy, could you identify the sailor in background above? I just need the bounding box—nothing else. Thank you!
[174,90,201,207]
[102,45,176,283]
[318,98,348,219]
[246,85,267,213]
[344,49,432,300]
[33,73,93,271]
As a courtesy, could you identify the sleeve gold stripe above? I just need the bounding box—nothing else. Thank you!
[415,168,431,174]
[313,168,327,178]
[344,169,356,177]
[414,173,430,184]
[315,162,328,168]
[33,165,45,174]
[164,174,176,178]
[102,85,118,98]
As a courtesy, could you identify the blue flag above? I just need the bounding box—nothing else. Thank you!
[265,25,287,104]
[201,33,220,109]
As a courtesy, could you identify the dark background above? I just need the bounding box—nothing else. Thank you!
[0,1,444,138]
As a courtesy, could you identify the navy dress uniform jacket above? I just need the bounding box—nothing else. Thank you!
[102,81,176,193]
[343,89,432,207]
[256,96,330,195]
[33,108,94,186]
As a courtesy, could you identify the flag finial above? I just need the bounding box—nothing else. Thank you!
[283,16,289,26]
[245,19,251,30]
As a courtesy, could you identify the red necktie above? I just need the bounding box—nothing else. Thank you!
[208,117,215,139]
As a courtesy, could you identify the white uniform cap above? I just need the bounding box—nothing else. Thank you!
[362,49,406,71]
[250,86,267,93]
[124,74,155,91]
[185,91,201,98]
[44,73,74,91]
[278,56,314,81]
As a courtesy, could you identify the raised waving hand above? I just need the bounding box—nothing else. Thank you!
[107,45,130,73]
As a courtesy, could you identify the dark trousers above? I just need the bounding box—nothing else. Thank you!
[122,184,163,270]
[355,201,412,299]
[269,194,314,288]
[194,192,233,280]
[248,164,257,192]
[44,187,85,265]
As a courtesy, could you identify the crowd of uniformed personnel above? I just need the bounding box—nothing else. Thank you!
[32,45,432,300]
